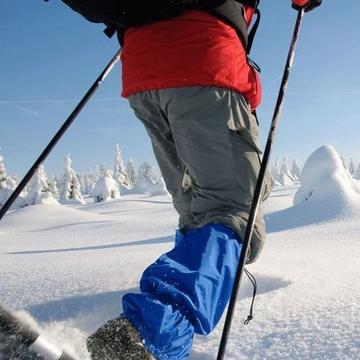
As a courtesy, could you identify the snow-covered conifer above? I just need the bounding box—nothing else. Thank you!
[93,170,120,203]
[278,158,295,186]
[340,155,348,171]
[83,171,96,195]
[99,163,108,178]
[0,155,27,208]
[76,174,85,195]
[271,158,281,185]
[0,155,8,186]
[60,155,85,204]
[7,176,18,190]
[349,158,356,177]
[0,157,20,191]
[291,159,301,181]
[355,163,360,181]
[137,162,158,185]
[114,144,130,188]
[49,176,60,199]
[27,164,58,205]
[0,155,9,207]
[126,159,136,190]
[134,162,169,195]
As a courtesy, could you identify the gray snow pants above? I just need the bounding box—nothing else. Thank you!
[129,87,271,263]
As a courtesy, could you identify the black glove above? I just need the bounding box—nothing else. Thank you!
[292,0,322,12]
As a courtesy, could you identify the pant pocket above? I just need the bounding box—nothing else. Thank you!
[227,92,262,154]
[226,92,273,201]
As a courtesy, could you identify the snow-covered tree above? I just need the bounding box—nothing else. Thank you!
[114,144,130,188]
[271,158,281,185]
[340,155,348,171]
[0,157,21,191]
[93,170,120,203]
[291,159,301,181]
[0,155,8,186]
[76,174,85,195]
[134,162,169,195]
[278,158,295,186]
[99,163,108,178]
[26,164,58,205]
[83,171,97,195]
[60,155,85,204]
[0,155,27,209]
[7,176,18,190]
[340,155,356,178]
[137,162,158,185]
[126,158,136,190]
[355,163,360,181]
[349,158,356,177]
[49,175,60,199]
[0,155,9,207]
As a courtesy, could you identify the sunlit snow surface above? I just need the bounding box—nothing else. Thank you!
[1,183,360,359]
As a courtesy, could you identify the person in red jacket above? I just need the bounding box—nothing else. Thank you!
[87,1,322,359]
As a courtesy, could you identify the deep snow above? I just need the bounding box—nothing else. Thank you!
[1,157,360,359]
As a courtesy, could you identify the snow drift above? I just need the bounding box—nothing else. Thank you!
[267,145,360,231]
[294,145,360,209]
[2,190,360,360]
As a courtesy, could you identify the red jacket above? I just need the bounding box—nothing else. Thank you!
[121,8,261,110]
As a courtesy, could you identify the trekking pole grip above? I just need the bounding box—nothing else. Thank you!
[216,9,305,360]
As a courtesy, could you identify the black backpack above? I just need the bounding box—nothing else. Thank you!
[61,0,260,52]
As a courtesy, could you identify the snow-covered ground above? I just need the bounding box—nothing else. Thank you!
[1,148,360,359]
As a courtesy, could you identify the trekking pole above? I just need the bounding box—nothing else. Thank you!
[0,49,121,222]
[0,304,77,359]
[217,9,305,360]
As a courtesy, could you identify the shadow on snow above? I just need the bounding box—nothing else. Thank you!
[7,236,173,255]
[27,289,136,325]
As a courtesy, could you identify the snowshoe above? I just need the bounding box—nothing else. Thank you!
[86,317,156,360]
[0,330,40,360]
[0,305,75,360]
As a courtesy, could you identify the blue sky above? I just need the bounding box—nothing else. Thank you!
[1,1,360,177]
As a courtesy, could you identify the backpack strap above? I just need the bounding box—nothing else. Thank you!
[246,7,260,54]
[207,0,249,51]
[206,0,261,54]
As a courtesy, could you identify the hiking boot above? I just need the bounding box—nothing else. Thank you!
[86,317,156,360]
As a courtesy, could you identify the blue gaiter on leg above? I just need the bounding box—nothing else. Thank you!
[122,224,242,360]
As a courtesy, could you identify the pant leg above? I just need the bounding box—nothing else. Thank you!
[128,92,194,231]
[123,224,242,360]
[157,86,270,263]
[123,87,270,360]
